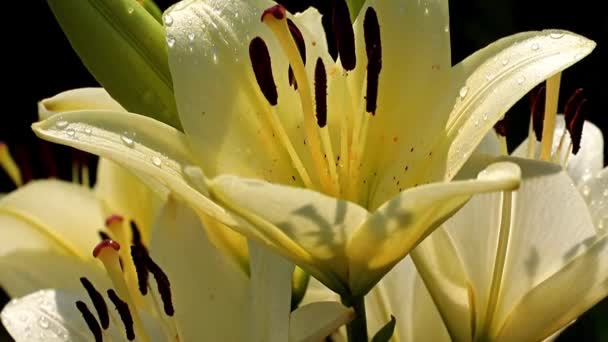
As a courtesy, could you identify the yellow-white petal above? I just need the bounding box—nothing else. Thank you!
[149,198,250,341]
[32,110,235,227]
[496,234,608,342]
[347,161,521,296]
[38,88,124,121]
[211,175,369,294]
[95,158,165,243]
[578,167,607,232]
[249,240,294,342]
[165,0,303,184]
[441,30,595,182]
[289,302,354,342]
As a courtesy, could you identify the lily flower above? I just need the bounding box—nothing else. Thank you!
[1,198,353,342]
[32,0,594,301]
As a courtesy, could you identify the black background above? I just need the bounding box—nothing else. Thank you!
[1,0,606,340]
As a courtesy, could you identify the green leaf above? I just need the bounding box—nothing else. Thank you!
[371,315,396,342]
[47,0,181,130]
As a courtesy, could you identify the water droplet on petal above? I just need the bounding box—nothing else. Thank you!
[550,32,564,39]
[501,58,509,66]
[84,127,92,135]
[188,32,196,41]
[127,7,134,14]
[55,120,68,129]
[485,73,493,81]
[474,119,479,127]
[459,86,468,99]
[38,317,49,329]
[164,14,174,26]
[517,76,526,85]
[531,43,540,51]
[603,189,608,197]
[582,185,591,197]
[424,7,429,15]
[152,156,162,167]
[167,36,176,48]
[483,113,489,121]
[66,128,75,137]
[121,133,134,147]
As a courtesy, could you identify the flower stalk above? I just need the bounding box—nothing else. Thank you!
[342,295,369,342]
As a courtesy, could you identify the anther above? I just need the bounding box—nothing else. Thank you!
[531,85,546,141]
[105,214,124,228]
[93,239,120,258]
[131,246,150,295]
[566,98,587,154]
[563,88,584,125]
[315,58,328,128]
[287,18,307,90]
[80,277,110,329]
[333,0,356,70]
[130,220,146,251]
[75,301,103,342]
[249,37,279,106]
[144,254,175,316]
[261,4,286,21]
[98,230,111,241]
[363,7,382,114]
[107,289,135,341]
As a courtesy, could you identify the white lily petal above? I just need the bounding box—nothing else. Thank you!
[249,240,294,342]
[95,159,165,243]
[32,110,236,226]
[496,234,608,342]
[165,0,305,184]
[367,256,450,342]
[0,289,122,342]
[442,30,595,182]
[289,302,354,342]
[347,161,521,296]
[149,198,250,341]
[513,116,604,185]
[0,180,103,259]
[38,88,124,121]
[578,167,608,232]
[211,175,369,293]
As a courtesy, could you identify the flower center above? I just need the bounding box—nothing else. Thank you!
[248,2,383,205]
[75,217,179,341]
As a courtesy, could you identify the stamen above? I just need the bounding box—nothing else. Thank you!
[566,98,587,154]
[287,18,306,90]
[363,7,382,114]
[105,214,124,228]
[94,240,149,342]
[531,86,546,141]
[333,0,356,70]
[130,220,146,251]
[262,5,335,194]
[80,277,110,329]
[563,88,584,125]
[539,73,562,160]
[75,301,102,342]
[249,37,279,106]
[107,289,136,341]
[314,58,328,128]
[0,142,23,187]
[144,254,175,316]
[131,246,150,295]
[98,231,112,241]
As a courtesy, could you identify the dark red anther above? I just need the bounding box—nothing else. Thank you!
[364,7,382,115]
[249,37,279,106]
[105,214,124,227]
[144,254,175,316]
[98,231,111,241]
[131,246,150,296]
[76,301,103,342]
[80,277,110,329]
[494,118,509,137]
[93,239,120,258]
[314,58,328,128]
[531,85,546,141]
[107,289,135,341]
[333,0,356,70]
[287,18,306,90]
[564,88,584,126]
[261,4,286,21]
[567,98,587,154]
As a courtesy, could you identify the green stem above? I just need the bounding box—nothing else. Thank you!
[342,295,368,342]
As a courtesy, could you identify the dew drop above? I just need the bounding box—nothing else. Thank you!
[121,133,134,147]
[485,73,493,81]
[483,113,489,121]
[424,7,429,15]
[167,36,176,48]
[213,52,218,64]
[164,14,174,26]
[38,317,50,329]
[459,86,469,99]
[531,43,540,51]
[55,120,68,129]
[549,32,564,39]
[66,128,75,137]
[501,58,509,66]
[188,32,196,41]
[474,119,479,127]
[581,185,591,197]
[603,189,608,197]
[517,76,526,85]
[84,127,92,135]
[127,7,134,14]
[444,25,449,33]
[152,156,162,167]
